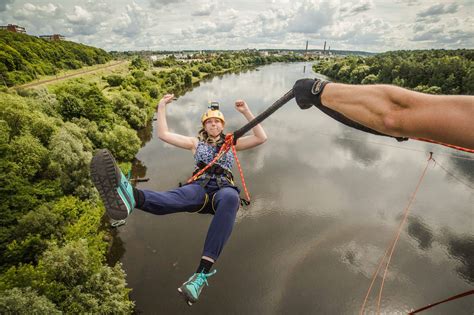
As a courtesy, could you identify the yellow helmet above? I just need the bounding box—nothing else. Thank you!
[201,109,225,125]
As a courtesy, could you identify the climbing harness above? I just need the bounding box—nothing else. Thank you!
[187,133,251,204]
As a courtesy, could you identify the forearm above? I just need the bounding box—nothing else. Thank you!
[242,110,267,141]
[321,83,395,135]
[321,83,474,148]
[156,105,169,139]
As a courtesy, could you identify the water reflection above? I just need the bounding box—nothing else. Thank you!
[118,62,474,314]
[131,158,147,180]
[407,215,434,250]
[449,155,474,185]
[442,230,474,283]
[332,129,383,166]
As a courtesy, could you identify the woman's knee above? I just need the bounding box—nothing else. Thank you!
[214,188,240,210]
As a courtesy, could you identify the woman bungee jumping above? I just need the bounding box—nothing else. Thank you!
[90,93,267,306]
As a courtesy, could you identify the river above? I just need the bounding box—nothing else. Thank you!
[115,62,474,314]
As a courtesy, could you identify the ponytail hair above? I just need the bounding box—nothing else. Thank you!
[197,128,225,146]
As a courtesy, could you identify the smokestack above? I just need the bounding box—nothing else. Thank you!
[323,41,326,53]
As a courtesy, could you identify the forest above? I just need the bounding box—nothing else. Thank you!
[314,49,474,94]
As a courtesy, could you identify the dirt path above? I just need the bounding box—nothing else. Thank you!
[16,60,127,89]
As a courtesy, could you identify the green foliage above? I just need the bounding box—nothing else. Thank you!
[184,71,193,86]
[314,49,474,94]
[102,125,141,161]
[9,133,49,179]
[130,56,147,70]
[0,287,61,314]
[0,240,134,314]
[361,74,378,84]
[48,122,94,198]
[55,81,113,122]
[413,85,442,94]
[105,74,124,87]
[113,97,148,129]
[0,30,111,86]
[148,86,160,99]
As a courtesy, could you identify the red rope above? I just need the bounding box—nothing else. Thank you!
[360,153,433,315]
[408,290,474,314]
[412,137,474,154]
[230,137,251,202]
[187,133,251,202]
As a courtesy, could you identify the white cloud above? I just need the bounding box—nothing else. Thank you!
[66,6,93,24]
[192,2,216,16]
[113,2,150,38]
[148,0,185,9]
[13,2,61,19]
[417,3,459,18]
[287,0,338,34]
[0,0,14,12]
[0,0,471,51]
[411,16,474,47]
[394,0,420,6]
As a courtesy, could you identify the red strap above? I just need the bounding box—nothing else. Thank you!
[230,136,250,202]
[412,137,474,153]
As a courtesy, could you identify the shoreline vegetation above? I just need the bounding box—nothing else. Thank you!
[1,30,471,313]
[313,49,473,95]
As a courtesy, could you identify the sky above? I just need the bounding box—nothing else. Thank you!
[0,0,472,52]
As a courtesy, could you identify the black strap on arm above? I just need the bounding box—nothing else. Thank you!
[313,103,408,142]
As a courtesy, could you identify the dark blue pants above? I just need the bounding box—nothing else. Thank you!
[138,178,240,261]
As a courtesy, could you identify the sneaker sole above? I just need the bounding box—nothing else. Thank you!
[90,149,129,220]
[177,287,195,306]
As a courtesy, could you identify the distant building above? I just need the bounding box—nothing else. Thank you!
[39,34,65,41]
[0,24,26,33]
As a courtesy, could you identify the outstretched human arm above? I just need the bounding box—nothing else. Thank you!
[156,94,197,150]
[294,79,474,149]
[233,100,268,151]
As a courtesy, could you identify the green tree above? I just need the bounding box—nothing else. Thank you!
[0,287,61,314]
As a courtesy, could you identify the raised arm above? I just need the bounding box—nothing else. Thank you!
[294,79,474,149]
[233,100,268,151]
[156,94,197,150]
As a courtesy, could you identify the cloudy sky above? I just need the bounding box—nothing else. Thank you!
[0,0,472,52]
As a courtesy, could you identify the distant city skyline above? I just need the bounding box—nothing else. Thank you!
[0,0,472,52]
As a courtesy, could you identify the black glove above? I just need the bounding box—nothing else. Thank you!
[293,78,330,110]
[293,78,408,142]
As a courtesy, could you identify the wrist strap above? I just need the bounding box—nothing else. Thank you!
[311,79,329,96]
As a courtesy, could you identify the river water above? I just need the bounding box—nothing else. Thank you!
[115,62,474,314]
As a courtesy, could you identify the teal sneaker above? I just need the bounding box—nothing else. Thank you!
[90,149,135,220]
[177,270,217,306]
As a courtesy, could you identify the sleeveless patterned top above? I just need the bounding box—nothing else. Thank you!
[194,141,234,171]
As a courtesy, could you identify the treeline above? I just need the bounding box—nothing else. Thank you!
[151,51,308,70]
[0,30,111,86]
[0,51,301,313]
[314,49,474,94]
[106,52,308,97]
